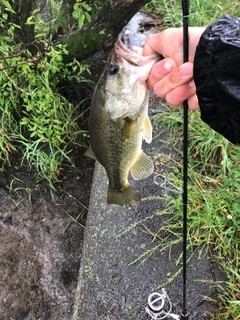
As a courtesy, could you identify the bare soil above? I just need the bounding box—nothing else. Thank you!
[0,152,94,320]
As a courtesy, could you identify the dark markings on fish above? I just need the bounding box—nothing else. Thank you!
[121,118,137,142]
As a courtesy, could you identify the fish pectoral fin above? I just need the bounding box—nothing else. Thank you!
[130,151,154,180]
[107,184,140,208]
[143,116,152,144]
[84,147,97,160]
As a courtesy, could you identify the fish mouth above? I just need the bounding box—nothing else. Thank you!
[119,27,133,51]
[115,28,142,66]
[115,39,142,66]
[115,28,160,66]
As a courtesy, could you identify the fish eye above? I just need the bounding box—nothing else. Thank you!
[108,63,119,76]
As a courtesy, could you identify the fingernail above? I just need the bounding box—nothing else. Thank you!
[180,63,193,76]
[164,60,174,72]
[188,79,195,88]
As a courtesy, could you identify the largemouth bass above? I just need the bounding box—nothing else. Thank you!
[86,29,159,207]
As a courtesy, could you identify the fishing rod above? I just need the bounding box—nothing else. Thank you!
[181,0,190,317]
[146,0,190,319]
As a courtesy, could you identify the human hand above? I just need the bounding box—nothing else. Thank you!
[142,27,205,110]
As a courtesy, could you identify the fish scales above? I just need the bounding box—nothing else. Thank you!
[86,32,159,207]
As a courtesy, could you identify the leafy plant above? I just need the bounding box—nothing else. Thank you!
[72,0,92,28]
[0,1,92,186]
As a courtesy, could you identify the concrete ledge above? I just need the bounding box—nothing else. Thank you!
[73,153,219,319]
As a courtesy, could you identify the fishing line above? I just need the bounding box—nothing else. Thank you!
[146,1,190,319]
[154,174,182,195]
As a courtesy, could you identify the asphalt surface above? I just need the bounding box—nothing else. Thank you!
[72,101,223,320]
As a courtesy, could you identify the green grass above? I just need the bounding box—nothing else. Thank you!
[145,0,240,28]
[0,1,93,187]
[152,110,240,319]
[142,1,240,319]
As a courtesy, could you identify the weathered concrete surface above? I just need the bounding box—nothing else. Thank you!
[73,103,220,320]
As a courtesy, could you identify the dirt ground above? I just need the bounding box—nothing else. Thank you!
[0,152,94,320]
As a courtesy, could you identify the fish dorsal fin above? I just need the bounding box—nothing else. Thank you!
[84,146,97,160]
[130,151,154,180]
[143,116,152,144]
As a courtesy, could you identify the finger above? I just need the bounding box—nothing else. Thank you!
[188,94,199,111]
[165,82,196,107]
[152,62,193,97]
[142,29,182,57]
[170,94,200,111]
[142,33,164,56]
[164,85,199,111]
[147,58,177,91]
[164,93,200,110]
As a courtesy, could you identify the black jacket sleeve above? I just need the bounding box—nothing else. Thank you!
[193,14,240,145]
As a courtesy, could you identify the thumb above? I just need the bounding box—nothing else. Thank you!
[142,33,165,57]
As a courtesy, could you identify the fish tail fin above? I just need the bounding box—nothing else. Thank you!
[107,184,140,208]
